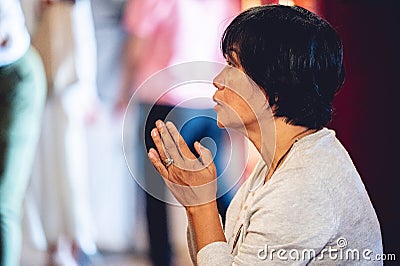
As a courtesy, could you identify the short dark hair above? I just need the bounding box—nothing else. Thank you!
[221,5,345,129]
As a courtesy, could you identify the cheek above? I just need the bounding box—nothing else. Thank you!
[217,95,256,127]
[226,90,254,118]
[236,99,257,122]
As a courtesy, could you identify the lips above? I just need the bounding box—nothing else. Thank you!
[212,96,223,106]
[212,96,222,112]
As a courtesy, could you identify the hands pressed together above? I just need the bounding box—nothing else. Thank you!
[147,120,218,207]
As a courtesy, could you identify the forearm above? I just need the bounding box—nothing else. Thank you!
[186,201,226,252]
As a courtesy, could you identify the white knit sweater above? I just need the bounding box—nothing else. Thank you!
[187,128,382,265]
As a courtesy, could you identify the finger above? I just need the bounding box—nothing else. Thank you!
[156,120,183,163]
[148,148,169,178]
[165,121,196,161]
[151,127,168,162]
[194,141,214,167]
[149,147,161,160]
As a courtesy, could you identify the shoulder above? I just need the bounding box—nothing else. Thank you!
[249,128,381,251]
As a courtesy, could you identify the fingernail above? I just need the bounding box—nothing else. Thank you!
[156,120,163,129]
[152,128,157,136]
[165,121,172,128]
[148,151,154,158]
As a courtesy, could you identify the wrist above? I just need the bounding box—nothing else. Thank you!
[186,200,218,218]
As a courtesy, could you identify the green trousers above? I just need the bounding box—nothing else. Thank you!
[0,47,46,266]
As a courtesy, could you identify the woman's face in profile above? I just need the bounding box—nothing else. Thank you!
[212,53,269,130]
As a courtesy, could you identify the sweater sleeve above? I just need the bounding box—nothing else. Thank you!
[195,168,337,265]
[186,215,198,265]
[197,242,233,265]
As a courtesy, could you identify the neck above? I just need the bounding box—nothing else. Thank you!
[247,117,314,173]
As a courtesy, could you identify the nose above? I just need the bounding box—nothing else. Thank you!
[213,69,225,91]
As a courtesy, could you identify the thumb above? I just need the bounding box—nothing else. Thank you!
[194,141,213,167]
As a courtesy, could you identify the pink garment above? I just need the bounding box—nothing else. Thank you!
[123,0,240,107]
[123,0,178,87]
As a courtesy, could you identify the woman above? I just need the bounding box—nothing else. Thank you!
[147,5,382,265]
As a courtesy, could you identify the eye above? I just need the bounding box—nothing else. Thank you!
[226,60,235,67]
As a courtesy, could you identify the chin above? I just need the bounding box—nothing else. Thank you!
[216,115,244,130]
[215,112,228,128]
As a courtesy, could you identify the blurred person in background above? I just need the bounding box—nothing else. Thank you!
[121,0,240,265]
[89,0,138,252]
[21,0,98,264]
[0,0,46,265]
[91,0,127,106]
